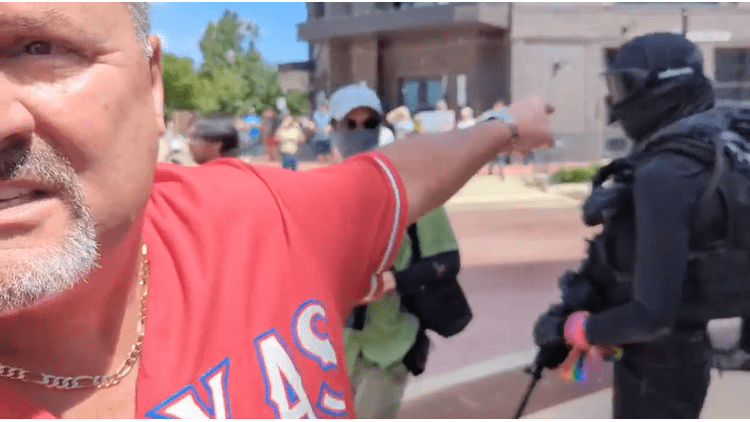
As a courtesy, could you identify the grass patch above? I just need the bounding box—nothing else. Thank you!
[550,163,603,184]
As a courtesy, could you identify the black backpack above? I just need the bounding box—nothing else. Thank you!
[678,107,750,320]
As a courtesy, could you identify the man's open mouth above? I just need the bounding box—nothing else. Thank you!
[0,187,51,211]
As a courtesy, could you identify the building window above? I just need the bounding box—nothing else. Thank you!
[400,78,444,112]
[715,48,750,104]
[310,2,325,19]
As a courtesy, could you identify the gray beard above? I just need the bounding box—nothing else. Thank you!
[0,139,99,313]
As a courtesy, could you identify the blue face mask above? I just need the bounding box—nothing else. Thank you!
[335,129,380,159]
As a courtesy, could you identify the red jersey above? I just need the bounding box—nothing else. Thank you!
[9,152,407,419]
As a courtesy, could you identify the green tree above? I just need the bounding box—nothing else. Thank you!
[285,89,311,116]
[195,9,284,116]
[161,9,294,117]
[198,10,259,72]
[161,54,200,112]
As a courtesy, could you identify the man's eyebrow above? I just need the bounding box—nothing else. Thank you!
[0,9,89,36]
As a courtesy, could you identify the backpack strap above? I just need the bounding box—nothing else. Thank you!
[591,158,635,189]
[699,131,734,205]
[407,223,421,265]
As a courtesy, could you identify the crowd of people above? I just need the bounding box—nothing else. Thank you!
[3,2,750,420]
[160,90,539,178]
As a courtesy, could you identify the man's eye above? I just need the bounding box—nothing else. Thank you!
[24,41,54,55]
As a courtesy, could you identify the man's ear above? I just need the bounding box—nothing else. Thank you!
[148,35,165,134]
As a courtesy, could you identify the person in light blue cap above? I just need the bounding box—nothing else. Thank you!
[330,83,472,418]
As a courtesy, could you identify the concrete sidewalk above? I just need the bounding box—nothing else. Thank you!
[524,369,750,419]
[445,175,584,210]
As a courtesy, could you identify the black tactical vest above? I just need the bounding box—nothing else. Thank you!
[585,106,750,322]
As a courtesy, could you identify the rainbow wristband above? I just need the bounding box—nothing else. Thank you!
[564,311,591,349]
[562,353,589,383]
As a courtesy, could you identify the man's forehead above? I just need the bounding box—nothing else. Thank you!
[0,3,128,36]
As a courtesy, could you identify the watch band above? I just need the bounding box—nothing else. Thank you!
[479,108,519,140]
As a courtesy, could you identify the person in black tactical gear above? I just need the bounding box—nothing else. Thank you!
[531,32,750,418]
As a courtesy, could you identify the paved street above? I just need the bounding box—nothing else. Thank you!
[399,202,611,418]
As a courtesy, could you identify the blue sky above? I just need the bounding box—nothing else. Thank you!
[150,2,309,67]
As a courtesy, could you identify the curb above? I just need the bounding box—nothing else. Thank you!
[403,349,538,401]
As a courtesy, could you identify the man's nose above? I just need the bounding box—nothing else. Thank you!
[0,74,34,148]
[0,75,34,178]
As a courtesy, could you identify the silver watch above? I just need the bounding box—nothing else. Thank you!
[479,108,519,139]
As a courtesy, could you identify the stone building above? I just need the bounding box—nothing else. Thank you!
[277,61,314,94]
[298,2,750,160]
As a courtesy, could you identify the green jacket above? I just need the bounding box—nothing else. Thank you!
[343,206,459,375]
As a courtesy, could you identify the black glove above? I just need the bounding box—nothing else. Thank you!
[536,342,572,370]
[532,303,574,369]
[533,311,566,348]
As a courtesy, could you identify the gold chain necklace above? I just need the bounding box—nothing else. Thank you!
[0,243,150,390]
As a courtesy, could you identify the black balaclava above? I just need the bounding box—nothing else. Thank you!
[608,32,715,142]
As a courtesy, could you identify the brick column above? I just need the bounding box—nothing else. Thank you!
[446,33,481,111]
[350,37,379,90]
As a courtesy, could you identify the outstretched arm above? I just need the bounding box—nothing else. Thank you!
[379,97,554,224]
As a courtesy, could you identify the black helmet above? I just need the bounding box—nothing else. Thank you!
[605,32,714,141]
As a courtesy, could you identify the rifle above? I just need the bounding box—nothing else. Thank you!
[515,301,581,418]
[513,343,584,419]
[513,354,544,419]
[515,170,629,418]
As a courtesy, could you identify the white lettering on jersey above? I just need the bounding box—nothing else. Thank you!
[146,358,232,419]
[147,298,352,418]
[255,329,317,419]
[292,299,337,370]
[317,382,348,417]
